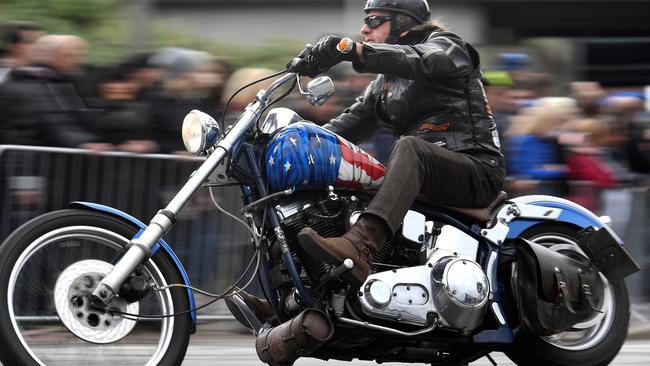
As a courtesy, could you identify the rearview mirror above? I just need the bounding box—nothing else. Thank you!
[305,76,335,106]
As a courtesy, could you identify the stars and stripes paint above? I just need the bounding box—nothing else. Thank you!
[264,122,386,192]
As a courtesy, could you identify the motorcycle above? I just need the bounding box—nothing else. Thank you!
[0,55,640,366]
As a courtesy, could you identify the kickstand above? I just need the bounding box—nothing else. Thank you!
[486,354,497,366]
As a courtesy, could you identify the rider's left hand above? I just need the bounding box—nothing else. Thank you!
[309,35,358,70]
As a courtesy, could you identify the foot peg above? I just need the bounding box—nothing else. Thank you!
[319,259,354,283]
[224,293,264,335]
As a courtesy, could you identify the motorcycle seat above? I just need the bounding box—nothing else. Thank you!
[425,191,508,223]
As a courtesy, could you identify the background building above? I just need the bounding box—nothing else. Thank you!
[147,0,650,87]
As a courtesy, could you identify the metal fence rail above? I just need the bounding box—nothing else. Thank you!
[0,145,255,302]
[0,145,648,314]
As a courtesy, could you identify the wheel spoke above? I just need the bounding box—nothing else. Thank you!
[7,225,176,365]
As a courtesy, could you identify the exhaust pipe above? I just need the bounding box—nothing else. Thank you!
[256,308,334,365]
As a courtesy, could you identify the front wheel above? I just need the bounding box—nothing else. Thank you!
[0,209,192,366]
[505,223,630,366]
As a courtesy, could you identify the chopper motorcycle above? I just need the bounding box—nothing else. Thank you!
[0,54,640,366]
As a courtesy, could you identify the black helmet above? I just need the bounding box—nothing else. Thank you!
[364,0,431,24]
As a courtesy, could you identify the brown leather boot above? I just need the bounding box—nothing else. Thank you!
[297,214,389,287]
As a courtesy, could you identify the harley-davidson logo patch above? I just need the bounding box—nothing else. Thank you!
[418,122,451,132]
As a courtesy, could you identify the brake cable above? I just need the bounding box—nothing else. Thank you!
[104,66,299,320]
[99,187,267,320]
[220,68,289,136]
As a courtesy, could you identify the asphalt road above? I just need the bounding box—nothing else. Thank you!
[183,326,650,366]
[1,322,647,365]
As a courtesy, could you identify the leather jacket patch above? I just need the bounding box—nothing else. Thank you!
[418,121,451,132]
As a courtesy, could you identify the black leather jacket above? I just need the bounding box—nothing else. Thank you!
[324,25,504,171]
[0,65,100,147]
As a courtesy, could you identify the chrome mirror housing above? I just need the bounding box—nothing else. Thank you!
[259,108,304,135]
[305,76,335,106]
[181,109,221,155]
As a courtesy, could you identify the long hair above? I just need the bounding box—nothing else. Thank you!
[397,19,448,44]
[412,19,447,32]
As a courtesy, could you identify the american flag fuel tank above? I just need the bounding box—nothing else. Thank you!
[264,123,385,192]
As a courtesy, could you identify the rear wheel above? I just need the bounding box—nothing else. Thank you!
[0,209,192,366]
[505,223,629,366]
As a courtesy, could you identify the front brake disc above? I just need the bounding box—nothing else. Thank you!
[54,259,139,344]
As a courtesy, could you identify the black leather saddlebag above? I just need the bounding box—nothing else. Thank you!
[514,238,604,336]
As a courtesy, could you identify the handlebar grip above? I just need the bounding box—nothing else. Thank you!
[298,43,313,58]
[288,57,320,78]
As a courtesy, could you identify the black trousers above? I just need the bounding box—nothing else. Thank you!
[365,136,504,234]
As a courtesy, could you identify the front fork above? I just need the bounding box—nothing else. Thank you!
[92,101,266,304]
[93,211,175,303]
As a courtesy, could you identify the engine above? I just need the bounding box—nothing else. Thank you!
[270,190,369,309]
[272,191,490,333]
[359,223,489,332]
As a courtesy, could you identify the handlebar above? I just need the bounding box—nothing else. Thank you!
[262,72,297,102]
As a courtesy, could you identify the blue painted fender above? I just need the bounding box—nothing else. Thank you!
[69,201,197,329]
[505,195,622,244]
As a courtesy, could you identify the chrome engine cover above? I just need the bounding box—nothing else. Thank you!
[358,223,489,331]
[431,257,489,331]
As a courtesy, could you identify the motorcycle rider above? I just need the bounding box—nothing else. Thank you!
[297,0,505,285]
[236,0,505,319]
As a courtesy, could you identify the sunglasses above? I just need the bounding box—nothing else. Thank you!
[364,15,391,29]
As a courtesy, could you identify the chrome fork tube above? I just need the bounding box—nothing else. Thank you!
[92,72,295,302]
[93,101,266,302]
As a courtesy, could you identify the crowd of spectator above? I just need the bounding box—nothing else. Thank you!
[484,60,650,213]
[1,22,650,215]
[0,22,372,155]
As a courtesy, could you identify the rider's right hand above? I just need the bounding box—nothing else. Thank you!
[287,57,321,78]
[287,44,322,78]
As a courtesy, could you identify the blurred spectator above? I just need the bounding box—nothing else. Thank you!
[0,35,111,150]
[570,81,607,117]
[626,112,650,174]
[499,52,531,73]
[504,99,575,195]
[598,95,646,173]
[147,48,229,153]
[563,118,624,186]
[561,116,638,211]
[89,63,159,154]
[485,78,538,138]
[561,118,615,210]
[0,21,44,83]
[218,67,274,125]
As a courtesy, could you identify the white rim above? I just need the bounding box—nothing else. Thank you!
[7,226,176,365]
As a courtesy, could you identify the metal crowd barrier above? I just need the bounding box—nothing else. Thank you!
[1,145,648,312]
[0,145,256,306]
[617,187,650,303]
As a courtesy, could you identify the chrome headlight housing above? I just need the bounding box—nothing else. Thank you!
[181,110,221,155]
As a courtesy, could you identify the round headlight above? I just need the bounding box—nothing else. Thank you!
[181,110,220,155]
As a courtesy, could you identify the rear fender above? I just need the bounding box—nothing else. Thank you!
[69,201,197,330]
[506,195,610,238]
[482,195,613,245]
